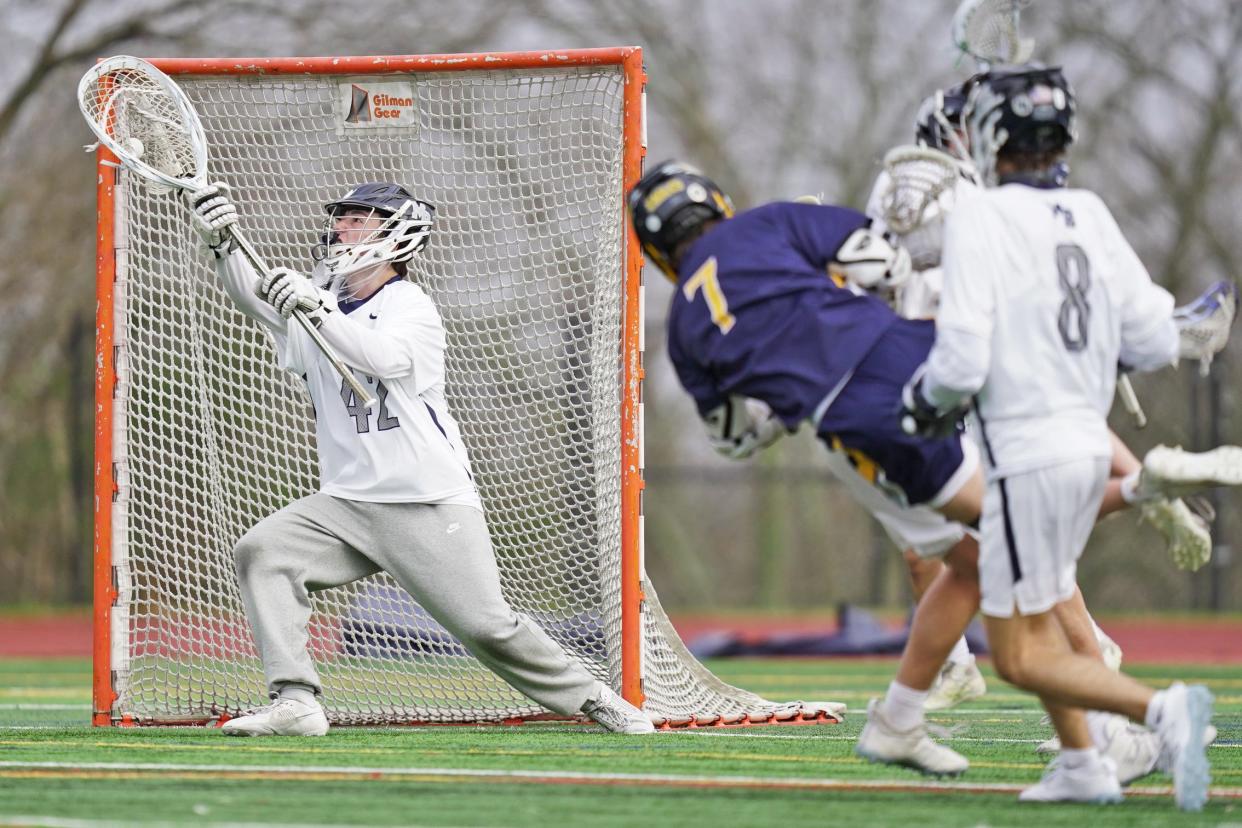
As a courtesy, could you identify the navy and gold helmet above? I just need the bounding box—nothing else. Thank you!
[627,160,734,281]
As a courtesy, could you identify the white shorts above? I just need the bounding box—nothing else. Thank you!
[823,449,970,559]
[979,458,1109,618]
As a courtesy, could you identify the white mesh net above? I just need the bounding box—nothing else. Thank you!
[105,60,833,728]
[951,0,1035,66]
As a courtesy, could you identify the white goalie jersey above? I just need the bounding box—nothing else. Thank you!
[216,253,482,508]
[931,184,1179,477]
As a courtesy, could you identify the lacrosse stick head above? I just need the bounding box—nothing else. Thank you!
[952,0,1036,68]
[879,146,964,269]
[78,55,208,193]
[1175,280,1238,374]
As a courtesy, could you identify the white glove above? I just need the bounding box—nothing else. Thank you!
[829,227,911,298]
[703,396,787,460]
[256,266,336,325]
[187,182,239,256]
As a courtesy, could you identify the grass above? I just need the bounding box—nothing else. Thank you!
[0,657,1238,826]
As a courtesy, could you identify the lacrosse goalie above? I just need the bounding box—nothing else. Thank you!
[187,181,654,736]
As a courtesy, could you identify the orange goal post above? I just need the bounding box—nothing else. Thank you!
[93,48,839,729]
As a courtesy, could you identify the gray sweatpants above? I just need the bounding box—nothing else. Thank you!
[232,493,600,715]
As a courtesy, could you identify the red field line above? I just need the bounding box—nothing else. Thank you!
[4,613,1242,663]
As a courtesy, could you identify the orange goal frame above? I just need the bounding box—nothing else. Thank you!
[92,48,648,726]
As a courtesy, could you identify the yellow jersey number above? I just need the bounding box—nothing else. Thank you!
[682,257,736,335]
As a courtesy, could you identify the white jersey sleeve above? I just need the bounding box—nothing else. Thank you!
[1097,208,1178,371]
[214,251,289,335]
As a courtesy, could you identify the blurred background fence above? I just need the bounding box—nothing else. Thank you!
[1,0,1239,612]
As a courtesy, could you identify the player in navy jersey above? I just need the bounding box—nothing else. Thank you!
[636,162,983,521]
[630,161,985,776]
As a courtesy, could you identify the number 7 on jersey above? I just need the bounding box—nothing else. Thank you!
[682,257,736,334]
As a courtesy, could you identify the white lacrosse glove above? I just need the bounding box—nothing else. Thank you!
[187,182,239,256]
[256,267,336,326]
[829,227,912,301]
[703,396,788,460]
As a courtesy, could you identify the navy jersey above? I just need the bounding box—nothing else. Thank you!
[667,202,901,428]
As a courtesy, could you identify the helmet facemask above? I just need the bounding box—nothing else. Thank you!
[312,183,435,301]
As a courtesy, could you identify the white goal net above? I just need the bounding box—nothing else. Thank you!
[96,51,836,728]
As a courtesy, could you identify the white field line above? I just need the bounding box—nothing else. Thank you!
[1,760,1240,798]
[0,819,475,828]
[0,704,89,710]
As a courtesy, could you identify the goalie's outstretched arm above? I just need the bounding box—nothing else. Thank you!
[189,183,289,335]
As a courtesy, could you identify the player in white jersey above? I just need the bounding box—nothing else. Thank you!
[902,64,1213,809]
[187,181,653,736]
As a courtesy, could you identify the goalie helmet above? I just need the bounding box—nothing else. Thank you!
[317,182,436,284]
[964,64,1077,186]
[628,160,734,281]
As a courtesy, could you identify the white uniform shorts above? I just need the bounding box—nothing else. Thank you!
[823,449,970,559]
[979,457,1110,618]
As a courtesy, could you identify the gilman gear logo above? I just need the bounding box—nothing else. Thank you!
[338,80,417,132]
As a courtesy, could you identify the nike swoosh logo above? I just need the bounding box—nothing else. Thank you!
[446,523,461,534]
[369,313,378,320]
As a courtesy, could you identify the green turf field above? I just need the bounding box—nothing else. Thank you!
[0,657,1236,826]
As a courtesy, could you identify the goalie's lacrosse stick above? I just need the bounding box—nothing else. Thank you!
[1174,279,1238,377]
[952,0,1036,69]
[78,55,376,409]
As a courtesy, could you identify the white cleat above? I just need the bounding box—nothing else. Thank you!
[221,697,329,737]
[581,686,656,734]
[924,660,987,711]
[1152,682,1214,812]
[1019,756,1123,804]
[1092,715,1159,786]
[856,698,968,777]
[1140,497,1212,572]
[1138,445,1242,500]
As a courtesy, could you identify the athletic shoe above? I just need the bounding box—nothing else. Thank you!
[1137,445,1242,501]
[924,660,987,711]
[1096,627,1124,672]
[1019,755,1123,804]
[1140,498,1212,572]
[855,698,968,777]
[581,686,656,734]
[1151,682,1214,812]
[1093,716,1159,786]
[221,697,329,737]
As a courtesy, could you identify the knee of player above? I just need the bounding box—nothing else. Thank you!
[454,612,522,651]
[232,530,273,576]
[990,646,1035,688]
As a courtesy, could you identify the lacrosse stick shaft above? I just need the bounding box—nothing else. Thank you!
[232,232,377,410]
[1117,374,1147,429]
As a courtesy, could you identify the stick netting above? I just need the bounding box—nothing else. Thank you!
[107,62,806,727]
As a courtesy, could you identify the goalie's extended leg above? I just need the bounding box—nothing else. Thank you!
[228,493,652,735]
